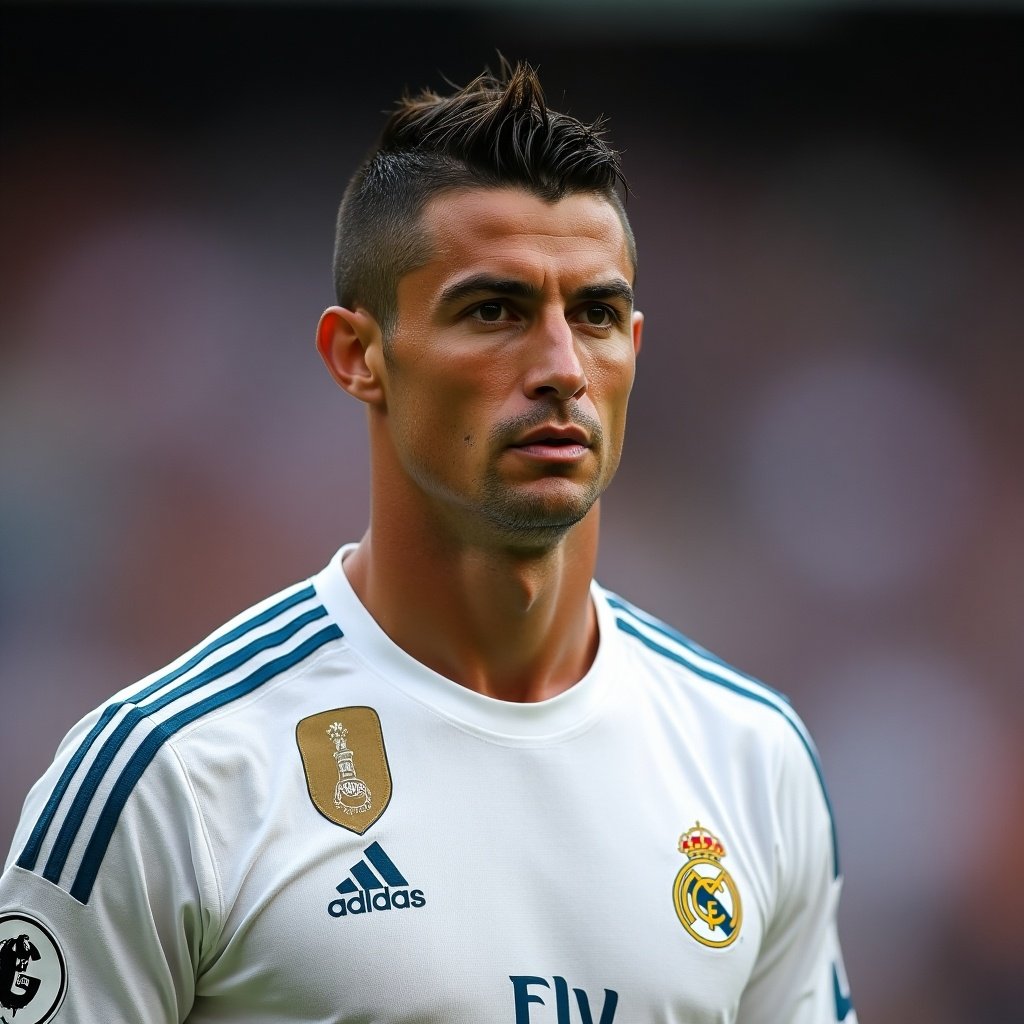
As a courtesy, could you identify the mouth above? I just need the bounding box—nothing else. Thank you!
[512,425,590,447]
[508,426,591,461]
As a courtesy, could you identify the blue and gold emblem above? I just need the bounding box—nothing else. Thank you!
[672,822,742,948]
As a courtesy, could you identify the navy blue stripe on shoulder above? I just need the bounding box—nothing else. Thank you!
[609,594,840,879]
[70,623,342,904]
[40,605,330,888]
[18,583,321,875]
[606,593,792,705]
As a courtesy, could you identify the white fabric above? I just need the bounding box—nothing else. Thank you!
[2,546,856,1023]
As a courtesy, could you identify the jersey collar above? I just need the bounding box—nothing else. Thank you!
[311,544,622,743]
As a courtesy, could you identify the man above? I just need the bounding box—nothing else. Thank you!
[1,63,856,1023]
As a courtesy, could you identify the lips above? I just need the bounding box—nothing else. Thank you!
[510,425,591,449]
[505,424,592,464]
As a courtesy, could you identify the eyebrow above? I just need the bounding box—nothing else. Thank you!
[438,274,635,310]
[438,275,539,307]
[572,280,635,308]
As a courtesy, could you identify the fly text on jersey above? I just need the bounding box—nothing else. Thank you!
[510,976,618,1024]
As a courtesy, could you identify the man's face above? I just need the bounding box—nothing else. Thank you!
[375,186,642,547]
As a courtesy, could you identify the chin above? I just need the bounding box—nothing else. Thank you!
[479,490,597,542]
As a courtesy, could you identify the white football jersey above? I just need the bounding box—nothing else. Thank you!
[2,546,856,1023]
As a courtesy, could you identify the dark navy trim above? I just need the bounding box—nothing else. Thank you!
[832,963,854,1021]
[18,585,317,873]
[70,623,343,904]
[42,605,329,887]
[615,614,841,879]
[606,593,791,705]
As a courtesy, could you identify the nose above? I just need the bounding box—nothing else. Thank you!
[523,312,587,401]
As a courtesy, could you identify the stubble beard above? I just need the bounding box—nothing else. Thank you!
[475,410,609,547]
[476,472,603,546]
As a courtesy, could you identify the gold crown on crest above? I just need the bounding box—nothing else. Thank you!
[678,821,726,860]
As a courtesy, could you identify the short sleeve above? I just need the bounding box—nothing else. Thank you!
[735,724,857,1024]
[1,710,218,1023]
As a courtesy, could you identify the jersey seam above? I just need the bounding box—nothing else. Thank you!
[161,642,343,965]
[164,740,225,967]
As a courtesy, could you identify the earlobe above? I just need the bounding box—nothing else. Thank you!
[316,306,387,406]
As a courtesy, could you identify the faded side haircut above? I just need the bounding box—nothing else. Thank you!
[333,59,635,340]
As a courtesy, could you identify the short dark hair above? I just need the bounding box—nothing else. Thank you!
[332,59,635,339]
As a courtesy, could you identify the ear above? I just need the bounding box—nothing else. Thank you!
[631,310,644,357]
[316,305,387,406]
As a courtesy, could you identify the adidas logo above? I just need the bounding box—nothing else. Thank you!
[327,841,426,918]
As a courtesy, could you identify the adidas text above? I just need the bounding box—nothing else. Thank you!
[328,887,426,917]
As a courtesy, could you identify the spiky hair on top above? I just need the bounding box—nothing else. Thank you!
[381,60,628,199]
[332,60,634,340]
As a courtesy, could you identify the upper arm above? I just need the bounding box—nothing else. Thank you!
[736,724,857,1024]
[2,722,215,1023]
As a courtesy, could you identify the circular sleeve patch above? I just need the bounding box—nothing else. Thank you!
[0,913,68,1024]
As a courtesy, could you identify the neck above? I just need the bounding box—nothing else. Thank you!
[343,506,601,704]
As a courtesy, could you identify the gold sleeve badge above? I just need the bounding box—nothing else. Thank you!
[672,822,743,948]
[296,707,392,834]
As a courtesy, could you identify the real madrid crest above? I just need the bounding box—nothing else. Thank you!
[296,707,392,834]
[672,822,742,948]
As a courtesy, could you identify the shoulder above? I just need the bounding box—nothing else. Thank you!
[112,575,345,737]
[598,585,841,877]
[8,574,345,903]
[601,585,795,729]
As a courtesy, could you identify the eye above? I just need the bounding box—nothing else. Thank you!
[471,301,510,323]
[579,305,615,328]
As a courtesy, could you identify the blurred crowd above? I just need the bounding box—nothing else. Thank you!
[2,6,1021,1022]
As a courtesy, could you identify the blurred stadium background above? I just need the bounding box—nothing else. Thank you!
[2,2,1022,1021]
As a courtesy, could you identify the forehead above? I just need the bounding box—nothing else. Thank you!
[411,187,634,297]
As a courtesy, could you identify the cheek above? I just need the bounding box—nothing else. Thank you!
[589,352,637,417]
[391,373,496,457]
[428,358,511,424]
